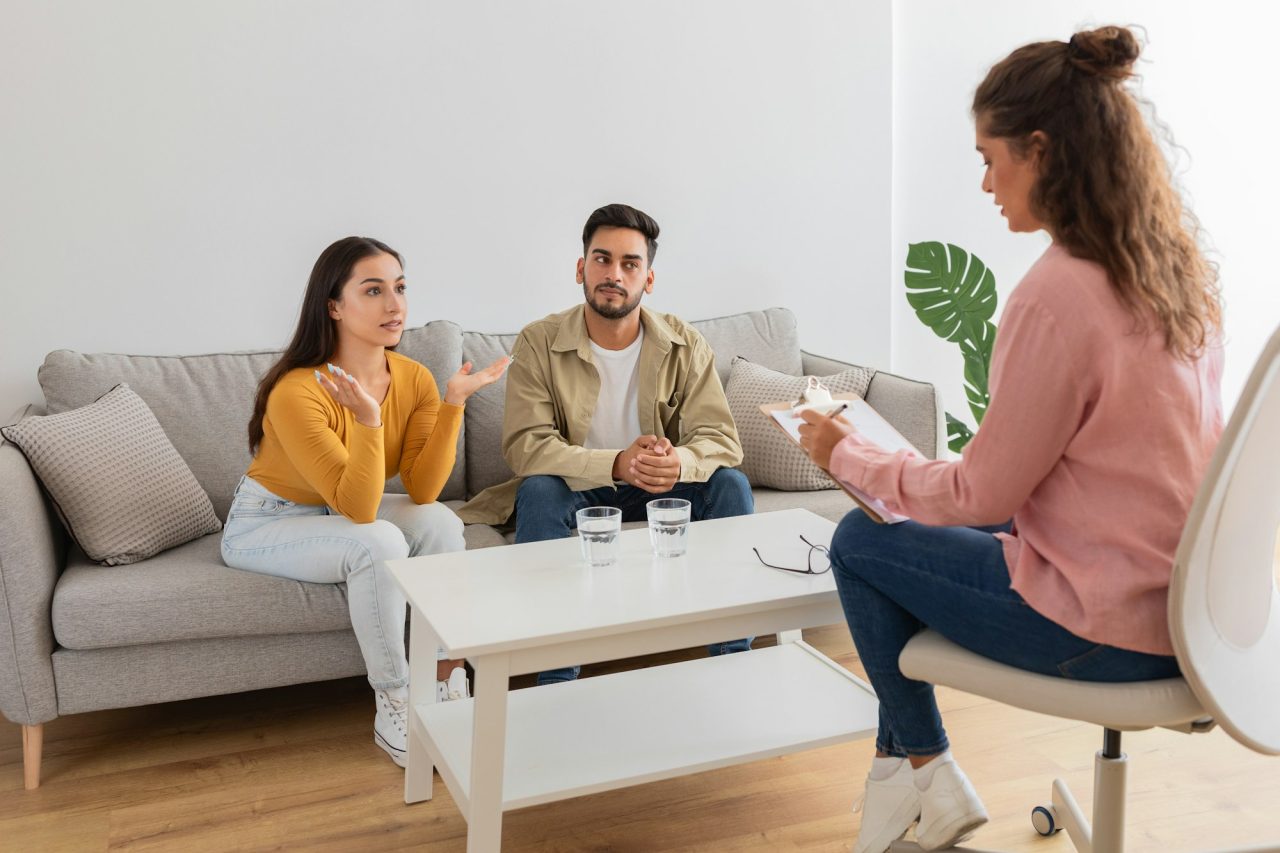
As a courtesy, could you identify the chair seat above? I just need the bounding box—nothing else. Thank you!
[899,630,1206,731]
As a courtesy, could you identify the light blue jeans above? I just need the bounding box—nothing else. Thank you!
[220,476,466,690]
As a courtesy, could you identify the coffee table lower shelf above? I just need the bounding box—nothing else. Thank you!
[414,640,879,818]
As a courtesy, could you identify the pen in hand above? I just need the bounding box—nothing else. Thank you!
[828,402,849,419]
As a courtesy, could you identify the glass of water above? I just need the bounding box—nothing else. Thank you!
[646,498,691,558]
[576,506,622,566]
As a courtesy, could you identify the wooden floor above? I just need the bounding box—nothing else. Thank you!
[3,622,1278,852]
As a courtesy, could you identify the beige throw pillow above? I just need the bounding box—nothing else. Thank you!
[1,383,222,565]
[725,358,875,490]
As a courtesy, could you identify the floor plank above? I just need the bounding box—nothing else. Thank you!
[2,623,1278,852]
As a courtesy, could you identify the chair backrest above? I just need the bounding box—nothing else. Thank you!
[1170,324,1280,755]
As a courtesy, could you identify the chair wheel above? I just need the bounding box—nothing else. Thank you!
[1031,804,1060,836]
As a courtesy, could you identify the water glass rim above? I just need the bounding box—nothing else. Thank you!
[576,506,622,519]
[646,497,691,510]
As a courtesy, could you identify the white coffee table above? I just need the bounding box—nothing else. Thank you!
[387,508,880,852]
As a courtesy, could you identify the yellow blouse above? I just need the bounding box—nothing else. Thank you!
[247,351,462,523]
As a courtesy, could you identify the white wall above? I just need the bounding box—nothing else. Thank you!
[892,0,1280,432]
[0,0,893,418]
[10,1,1265,430]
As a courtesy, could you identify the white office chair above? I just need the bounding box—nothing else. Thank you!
[892,324,1280,853]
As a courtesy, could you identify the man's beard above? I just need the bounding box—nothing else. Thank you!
[584,282,642,320]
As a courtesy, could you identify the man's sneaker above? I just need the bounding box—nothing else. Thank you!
[915,757,989,850]
[437,666,469,702]
[853,759,922,853]
[373,686,409,767]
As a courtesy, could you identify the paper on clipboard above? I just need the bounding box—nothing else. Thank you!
[759,394,915,524]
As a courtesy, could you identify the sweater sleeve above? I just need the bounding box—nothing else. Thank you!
[399,369,464,504]
[829,293,1087,526]
[266,379,385,523]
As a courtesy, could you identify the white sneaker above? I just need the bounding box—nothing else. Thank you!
[373,686,409,767]
[915,758,989,850]
[853,760,921,853]
[437,666,469,702]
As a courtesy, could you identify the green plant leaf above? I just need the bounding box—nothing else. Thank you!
[946,412,974,453]
[959,321,996,425]
[905,242,998,345]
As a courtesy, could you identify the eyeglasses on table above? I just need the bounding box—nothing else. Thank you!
[752,534,831,575]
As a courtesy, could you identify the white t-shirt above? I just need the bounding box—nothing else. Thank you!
[583,328,644,452]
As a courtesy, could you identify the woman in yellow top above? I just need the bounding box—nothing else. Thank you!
[220,236,507,768]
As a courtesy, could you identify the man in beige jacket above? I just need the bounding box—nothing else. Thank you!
[459,203,754,684]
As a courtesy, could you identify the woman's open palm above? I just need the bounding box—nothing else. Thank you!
[444,356,511,405]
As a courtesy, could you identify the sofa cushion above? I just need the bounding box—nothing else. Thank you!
[51,631,366,716]
[750,487,860,525]
[52,532,353,650]
[461,330,519,498]
[2,384,223,566]
[725,358,874,491]
[391,320,467,501]
[40,349,279,521]
[694,307,803,386]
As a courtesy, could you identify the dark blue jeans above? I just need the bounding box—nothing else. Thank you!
[516,469,756,685]
[830,510,1181,758]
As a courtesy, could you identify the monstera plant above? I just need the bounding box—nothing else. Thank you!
[904,242,998,453]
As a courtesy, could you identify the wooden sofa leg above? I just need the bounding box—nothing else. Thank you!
[22,724,43,790]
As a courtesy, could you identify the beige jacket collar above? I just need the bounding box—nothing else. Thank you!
[550,305,686,358]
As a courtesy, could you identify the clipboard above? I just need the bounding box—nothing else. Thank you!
[759,394,915,525]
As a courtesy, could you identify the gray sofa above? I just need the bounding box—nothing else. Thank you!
[0,306,943,789]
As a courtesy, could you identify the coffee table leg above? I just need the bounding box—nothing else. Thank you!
[405,607,437,804]
[467,652,510,853]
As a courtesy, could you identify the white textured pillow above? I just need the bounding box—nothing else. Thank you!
[725,358,875,490]
[1,384,222,565]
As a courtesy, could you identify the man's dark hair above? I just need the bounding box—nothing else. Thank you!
[582,203,659,266]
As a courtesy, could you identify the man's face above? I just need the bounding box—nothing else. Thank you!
[576,226,654,320]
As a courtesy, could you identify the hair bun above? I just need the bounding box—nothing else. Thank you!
[1067,26,1140,80]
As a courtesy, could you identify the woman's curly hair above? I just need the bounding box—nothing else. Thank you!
[974,25,1222,359]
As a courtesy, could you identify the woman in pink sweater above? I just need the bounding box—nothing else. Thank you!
[799,26,1224,853]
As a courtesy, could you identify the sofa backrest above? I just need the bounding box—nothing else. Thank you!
[459,306,804,498]
[35,307,814,515]
[37,321,467,520]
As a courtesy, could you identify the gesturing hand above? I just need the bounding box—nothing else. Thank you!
[444,356,511,406]
[797,409,857,470]
[315,363,382,428]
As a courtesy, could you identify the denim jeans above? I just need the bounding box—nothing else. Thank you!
[829,510,1181,758]
[220,476,467,690]
[515,468,756,685]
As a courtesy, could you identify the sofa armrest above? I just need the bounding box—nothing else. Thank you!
[0,437,65,726]
[801,351,945,460]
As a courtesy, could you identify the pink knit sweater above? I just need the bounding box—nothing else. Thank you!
[830,244,1223,655]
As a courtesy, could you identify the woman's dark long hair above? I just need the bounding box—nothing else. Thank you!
[248,236,402,454]
[974,26,1221,359]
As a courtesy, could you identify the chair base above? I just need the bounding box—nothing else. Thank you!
[1039,748,1127,853]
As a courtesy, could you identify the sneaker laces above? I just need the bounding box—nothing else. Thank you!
[378,689,408,734]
